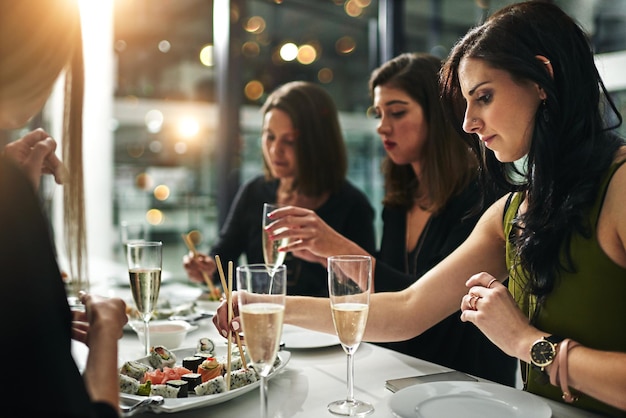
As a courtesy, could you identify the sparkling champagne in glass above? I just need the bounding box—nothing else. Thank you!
[327,255,373,416]
[262,203,289,275]
[237,264,287,418]
[127,241,163,356]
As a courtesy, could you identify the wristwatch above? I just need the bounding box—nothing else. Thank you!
[529,335,563,372]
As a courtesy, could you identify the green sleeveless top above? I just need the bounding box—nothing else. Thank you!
[504,161,626,417]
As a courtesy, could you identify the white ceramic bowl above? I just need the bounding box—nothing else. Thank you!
[129,320,195,350]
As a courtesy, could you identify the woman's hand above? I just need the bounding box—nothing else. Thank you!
[212,292,242,342]
[265,206,356,264]
[2,128,67,190]
[460,272,537,359]
[78,292,127,346]
[183,251,217,284]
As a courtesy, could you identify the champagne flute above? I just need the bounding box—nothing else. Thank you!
[237,263,287,418]
[327,255,373,416]
[262,203,289,276]
[127,241,163,356]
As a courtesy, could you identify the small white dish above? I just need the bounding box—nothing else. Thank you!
[129,320,197,350]
[194,299,222,314]
[388,381,551,418]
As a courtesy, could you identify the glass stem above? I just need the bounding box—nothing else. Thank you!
[144,318,150,356]
[260,375,268,418]
[346,351,355,402]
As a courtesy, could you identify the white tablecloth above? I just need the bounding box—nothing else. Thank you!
[75,278,605,417]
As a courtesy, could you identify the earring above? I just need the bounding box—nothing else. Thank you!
[542,100,549,123]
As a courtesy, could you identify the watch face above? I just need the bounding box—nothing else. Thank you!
[531,340,556,367]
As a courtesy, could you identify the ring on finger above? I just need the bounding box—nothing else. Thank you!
[469,295,479,310]
[487,278,497,289]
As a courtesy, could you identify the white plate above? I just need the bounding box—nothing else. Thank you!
[281,324,341,349]
[194,299,222,314]
[389,381,551,418]
[120,346,290,413]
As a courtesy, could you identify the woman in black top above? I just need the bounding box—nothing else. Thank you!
[265,54,516,386]
[183,81,376,297]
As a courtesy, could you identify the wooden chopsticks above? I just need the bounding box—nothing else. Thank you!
[215,255,248,391]
[181,233,218,296]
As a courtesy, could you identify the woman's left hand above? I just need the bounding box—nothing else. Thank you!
[460,272,534,358]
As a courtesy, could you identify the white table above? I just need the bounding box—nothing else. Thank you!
[107,320,603,417]
[76,278,604,417]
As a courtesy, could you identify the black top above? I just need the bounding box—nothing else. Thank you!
[0,157,118,418]
[210,175,376,297]
[375,180,518,386]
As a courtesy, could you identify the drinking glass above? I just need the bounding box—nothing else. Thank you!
[237,263,287,418]
[127,241,163,356]
[327,255,373,416]
[121,221,147,248]
[262,203,289,276]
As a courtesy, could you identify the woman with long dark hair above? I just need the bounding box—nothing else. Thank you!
[216,2,626,416]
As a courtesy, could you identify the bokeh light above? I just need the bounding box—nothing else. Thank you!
[318,68,334,83]
[177,117,200,138]
[144,109,164,133]
[146,209,164,225]
[244,16,266,33]
[297,44,317,64]
[174,141,188,154]
[154,185,170,201]
[279,42,298,61]
[244,80,265,101]
[135,172,153,190]
[345,0,363,17]
[158,40,171,53]
[242,41,261,57]
[335,36,356,54]
[199,44,214,67]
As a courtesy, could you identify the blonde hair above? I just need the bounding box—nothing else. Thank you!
[0,0,86,291]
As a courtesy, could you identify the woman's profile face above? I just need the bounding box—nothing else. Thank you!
[261,108,297,180]
[372,84,428,166]
[458,57,545,163]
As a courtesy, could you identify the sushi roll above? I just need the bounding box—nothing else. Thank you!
[229,368,257,390]
[120,360,153,381]
[194,375,226,396]
[181,373,202,391]
[166,379,189,398]
[198,357,223,382]
[196,337,215,355]
[149,345,177,370]
[182,355,205,372]
[119,374,140,395]
[150,384,180,398]
[218,355,244,372]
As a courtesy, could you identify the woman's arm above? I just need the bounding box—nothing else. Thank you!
[281,196,510,341]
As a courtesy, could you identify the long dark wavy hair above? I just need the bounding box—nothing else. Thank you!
[440,1,624,309]
[369,53,478,213]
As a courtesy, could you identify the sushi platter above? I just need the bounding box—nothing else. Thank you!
[119,345,291,413]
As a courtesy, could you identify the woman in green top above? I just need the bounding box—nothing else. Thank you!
[215,2,626,415]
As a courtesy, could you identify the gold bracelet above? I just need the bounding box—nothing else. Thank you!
[558,338,580,403]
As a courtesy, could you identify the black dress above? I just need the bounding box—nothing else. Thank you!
[209,175,376,297]
[0,157,118,417]
[375,180,518,387]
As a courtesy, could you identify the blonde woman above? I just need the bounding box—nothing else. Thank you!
[0,1,127,416]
